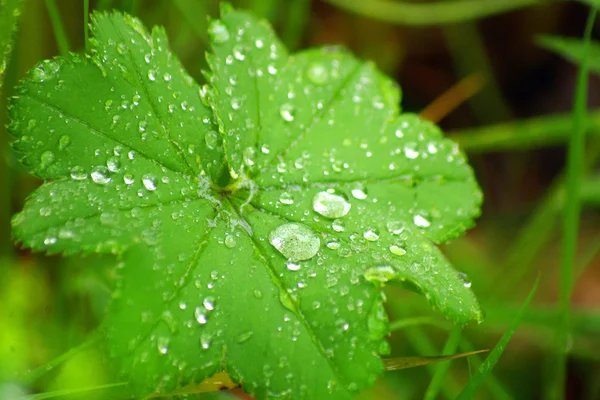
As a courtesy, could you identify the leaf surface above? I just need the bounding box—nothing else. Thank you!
[11,6,483,399]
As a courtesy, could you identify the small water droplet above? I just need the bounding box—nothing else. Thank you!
[91,167,111,185]
[236,330,254,343]
[312,191,351,219]
[404,143,419,159]
[386,220,405,235]
[40,151,55,169]
[106,157,120,172]
[148,69,156,81]
[157,337,170,354]
[224,234,236,248]
[208,20,230,44]
[363,228,379,241]
[279,103,295,122]
[200,332,212,349]
[58,135,71,150]
[458,272,471,288]
[269,223,320,261]
[332,219,345,232]
[306,62,328,85]
[194,306,208,324]
[142,175,157,191]
[203,296,215,311]
[123,173,135,185]
[243,146,256,167]
[70,166,87,180]
[253,289,263,299]
[351,187,368,200]
[286,262,301,271]
[279,192,294,205]
[205,131,219,150]
[389,244,406,256]
[413,214,431,228]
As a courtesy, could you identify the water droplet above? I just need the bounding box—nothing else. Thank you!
[326,238,341,250]
[331,219,345,232]
[363,228,379,241]
[203,296,215,311]
[404,143,419,159]
[148,69,156,81]
[350,234,368,253]
[106,157,120,172]
[279,103,295,122]
[205,131,219,150]
[40,151,55,169]
[70,166,87,180]
[386,220,405,235]
[306,62,328,85]
[142,175,157,191]
[194,306,208,324]
[279,192,294,205]
[138,120,147,133]
[163,72,172,81]
[91,167,111,185]
[286,262,301,271]
[389,244,406,256]
[224,234,236,248]
[253,289,263,299]
[363,265,396,282]
[123,173,135,185]
[269,223,320,261]
[260,144,270,154]
[39,207,51,217]
[312,191,351,219]
[200,332,212,349]
[157,337,170,354]
[236,330,254,343]
[351,187,368,200]
[413,214,431,228]
[458,272,471,288]
[208,20,230,44]
[243,146,256,167]
[58,135,71,150]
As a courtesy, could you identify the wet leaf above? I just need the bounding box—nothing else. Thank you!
[10,5,483,399]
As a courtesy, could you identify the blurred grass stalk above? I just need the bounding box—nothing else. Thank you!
[324,0,543,25]
[551,5,598,399]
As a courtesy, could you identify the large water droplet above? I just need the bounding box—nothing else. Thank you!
[312,191,351,219]
[269,223,320,261]
[224,234,236,249]
[363,228,379,241]
[208,20,230,44]
[194,306,208,324]
[279,192,294,205]
[413,214,431,228]
[389,244,406,256]
[40,151,55,169]
[142,175,157,191]
[91,167,111,185]
[351,187,368,200]
[70,166,87,181]
[386,220,405,235]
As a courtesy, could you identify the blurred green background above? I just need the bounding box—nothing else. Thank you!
[1,0,600,399]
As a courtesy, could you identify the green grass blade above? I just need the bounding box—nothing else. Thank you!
[537,35,600,75]
[43,0,69,56]
[324,0,542,26]
[424,326,463,400]
[18,382,128,400]
[551,7,597,399]
[389,316,451,332]
[450,111,600,153]
[0,0,22,87]
[384,349,486,372]
[456,276,540,399]
[83,0,89,52]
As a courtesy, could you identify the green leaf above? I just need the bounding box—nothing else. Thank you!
[10,6,483,399]
[537,35,600,76]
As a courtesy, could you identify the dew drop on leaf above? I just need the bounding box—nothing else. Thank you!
[389,244,406,256]
[279,103,295,122]
[236,330,254,343]
[142,175,157,191]
[413,214,431,228]
[286,262,301,271]
[269,222,320,261]
[363,265,396,284]
[386,220,405,235]
[194,306,208,324]
[458,271,472,288]
[70,166,87,181]
[312,191,351,219]
[91,167,111,185]
[279,192,294,205]
[208,20,230,44]
[123,173,135,185]
[203,296,215,311]
[331,219,345,232]
[224,233,236,248]
[205,131,219,150]
[40,151,55,169]
[351,187,368,200]
[363,228,379,241]
[58,135,71,150]
[306,62,328,85]
[157,336,170,355]
[243,146,256,167]
[200,332,212,350]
